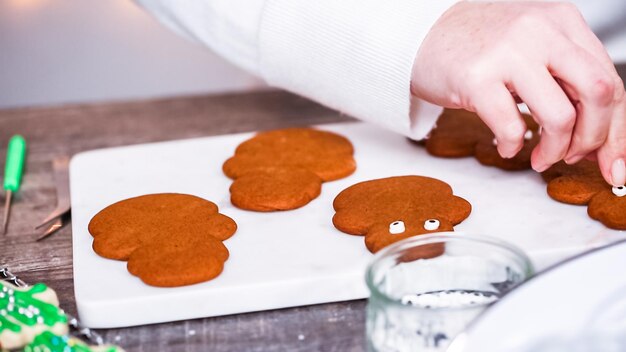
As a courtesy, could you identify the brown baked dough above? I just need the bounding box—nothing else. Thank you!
[229,167,322,211]
[89,193,237,287]
[224,128,356,211]
[332,176,471,253]
[542,161,626,230]
[423,109,540,171]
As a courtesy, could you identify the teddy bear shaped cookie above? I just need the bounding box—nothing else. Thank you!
[423,108,540,171]
[89,193,237,287]
[542,161,626,230]
[223,127,356,211]
[332,176,471,254]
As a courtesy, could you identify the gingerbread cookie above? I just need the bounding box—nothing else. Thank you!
[88,193,236,287]
[542,161,626,230]
[224,128,356,211]
[0,281,68,350]
[423,109,540,171]
[332,176,471,253]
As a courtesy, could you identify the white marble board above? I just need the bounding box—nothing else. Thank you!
[70,122,625,328]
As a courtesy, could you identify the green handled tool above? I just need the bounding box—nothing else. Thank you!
[2,135,26,235]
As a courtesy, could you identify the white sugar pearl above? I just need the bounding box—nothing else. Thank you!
[492,138,498,146]
[524,130,533,140]
[613,186,626,197]
[389,221,406,235]
[424,219,440,231]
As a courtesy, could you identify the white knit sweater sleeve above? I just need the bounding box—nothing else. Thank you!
[258,0,457,139]
[135,0,459,139]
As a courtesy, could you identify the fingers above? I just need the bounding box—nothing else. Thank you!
[596,100,626,186]
[509,64,576,171]
[546,41,616,166]
[555,4,624,84]
[585,152,598,162]
[473,85,527,158]
[545,7,626,183]
[554,4,626,171]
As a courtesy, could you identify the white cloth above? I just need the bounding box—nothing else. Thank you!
[135,0,626,140]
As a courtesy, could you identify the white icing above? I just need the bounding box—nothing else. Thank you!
[524,130,533,140]
[613,186,626,197]
[424,219,440,231]
[389,221,406,235]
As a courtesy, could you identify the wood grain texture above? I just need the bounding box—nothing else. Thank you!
[0,90,363,352]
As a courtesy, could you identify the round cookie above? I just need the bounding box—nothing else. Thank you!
[224,127,356,211]
[224,127,355,182]
[332,176,471,253]
[424,109,539,170]
[542,161,626,230]
[588,189,626,229]
[88,193,237,287]
[543,161,607,205]
[127,235,229,287]
[229,167,322,211]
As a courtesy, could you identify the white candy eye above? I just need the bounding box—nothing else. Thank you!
[613,186,626,197]
[389,221,405,234]
[424,219,440,231]
[524,130,533,140]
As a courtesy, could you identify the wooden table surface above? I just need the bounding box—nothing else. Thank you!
[0,90,364,352]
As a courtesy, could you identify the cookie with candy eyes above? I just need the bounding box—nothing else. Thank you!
[223,128,356,211]
[88,193,237,287]
[332,176,471,253]
[364,217,455,254]
[423,109,540,171]
[542,161,626,230]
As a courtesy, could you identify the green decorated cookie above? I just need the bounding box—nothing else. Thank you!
[23,331,124,352]
[0,281,68,350]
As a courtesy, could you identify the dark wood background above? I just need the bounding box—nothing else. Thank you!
[1,64,625,351]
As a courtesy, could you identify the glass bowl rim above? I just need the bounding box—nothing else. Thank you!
[364,232,535,311]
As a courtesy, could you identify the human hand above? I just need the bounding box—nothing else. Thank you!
[411,1,626,186]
